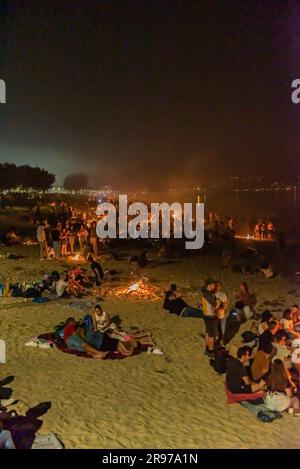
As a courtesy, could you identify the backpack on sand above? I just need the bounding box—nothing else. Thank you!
[210,347,229,375]
[83,315,93,330]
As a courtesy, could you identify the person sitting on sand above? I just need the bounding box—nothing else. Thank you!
[234,282,256,308]
[260,261,275,279]
[258,320,280,351]
[92,305,154,344]
[291,304,300,332]
[129,250,149,268]
[69,265,89,284]
[226,346,265,394]
[251,343,274,382]
[63,317,108,359]
[258,310,274,335]
[223,301,254,346]
[280,309,300,340]
[264,359,300,415]
[92,304,127,341]
[68,265,89,295]
[56,273,70,298]
[163,284,202,318]
[65,317,149,357]
[272,330,291,366]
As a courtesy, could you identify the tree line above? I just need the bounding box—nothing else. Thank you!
[0,163,55,191]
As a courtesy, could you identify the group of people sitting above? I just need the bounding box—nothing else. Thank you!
[42,258,104,298]
[163,279,254,353]
[61,304,154,358]
[163,276,300,419]
[225,307,300,417]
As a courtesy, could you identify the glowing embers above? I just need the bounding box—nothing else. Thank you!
[109,278,162,301]
[66,252,86,262]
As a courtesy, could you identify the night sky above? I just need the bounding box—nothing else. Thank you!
[0,0,299,189]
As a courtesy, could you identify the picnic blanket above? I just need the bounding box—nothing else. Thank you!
[38,333,148,360]
[68,300,96,313]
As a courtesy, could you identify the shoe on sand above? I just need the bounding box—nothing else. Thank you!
[151,348,164,355]
[25,337,39,347]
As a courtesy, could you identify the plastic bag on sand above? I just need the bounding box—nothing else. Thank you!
[147,346,164,355]
[0,339,6,363]
[25,337,52,349]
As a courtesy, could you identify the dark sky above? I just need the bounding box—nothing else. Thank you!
[0,0,299,189]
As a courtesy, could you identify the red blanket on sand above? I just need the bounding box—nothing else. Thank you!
[224,383,264,404]
[38,333,148,359]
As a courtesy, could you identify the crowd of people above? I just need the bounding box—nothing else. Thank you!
[36,218,99,261]
[61,304,155,359]
[163,278,300,420]
[253,220,276,240]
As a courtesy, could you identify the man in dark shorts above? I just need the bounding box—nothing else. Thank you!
[163,284,202,317]
[201,278,218,357]
[226,346,265,394]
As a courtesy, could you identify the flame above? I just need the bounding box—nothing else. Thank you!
[108,279,162,301]
[22,240,38,245]
[66,252,86,262]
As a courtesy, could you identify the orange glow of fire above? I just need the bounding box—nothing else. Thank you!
[110,279,162,301]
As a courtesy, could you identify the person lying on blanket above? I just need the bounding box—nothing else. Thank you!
[64,317,108,359]
[92,305,154,344]
[64,317,151,357]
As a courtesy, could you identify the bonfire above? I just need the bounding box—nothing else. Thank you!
[66,252,86,263]
[22,239,38,246]
[108,278,162,301]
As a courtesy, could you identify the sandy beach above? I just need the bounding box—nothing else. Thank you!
[0,244,300,449]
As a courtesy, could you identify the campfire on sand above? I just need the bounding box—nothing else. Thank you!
[66,252,86,263]
[22,239,38,246]
[107,278,162,301]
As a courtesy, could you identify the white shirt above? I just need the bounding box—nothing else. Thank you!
[37,226,46,242]
[56,279,68,297]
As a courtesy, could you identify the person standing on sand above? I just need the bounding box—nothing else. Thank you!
[214,281,228,343]
[201,279,219,357]
[36,222,48,261]
[89,221,98,256]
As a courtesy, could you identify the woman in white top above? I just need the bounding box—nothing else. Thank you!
[92,305,155,344]
[214,281,228,339]
[280,309,300,339]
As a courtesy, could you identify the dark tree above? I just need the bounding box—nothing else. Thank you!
[63,173,90,191]
[0,163,55,191]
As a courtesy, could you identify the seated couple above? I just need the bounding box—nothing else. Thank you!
[163,284,202,317]
[92,305,153,344]
[226,346,300,415]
